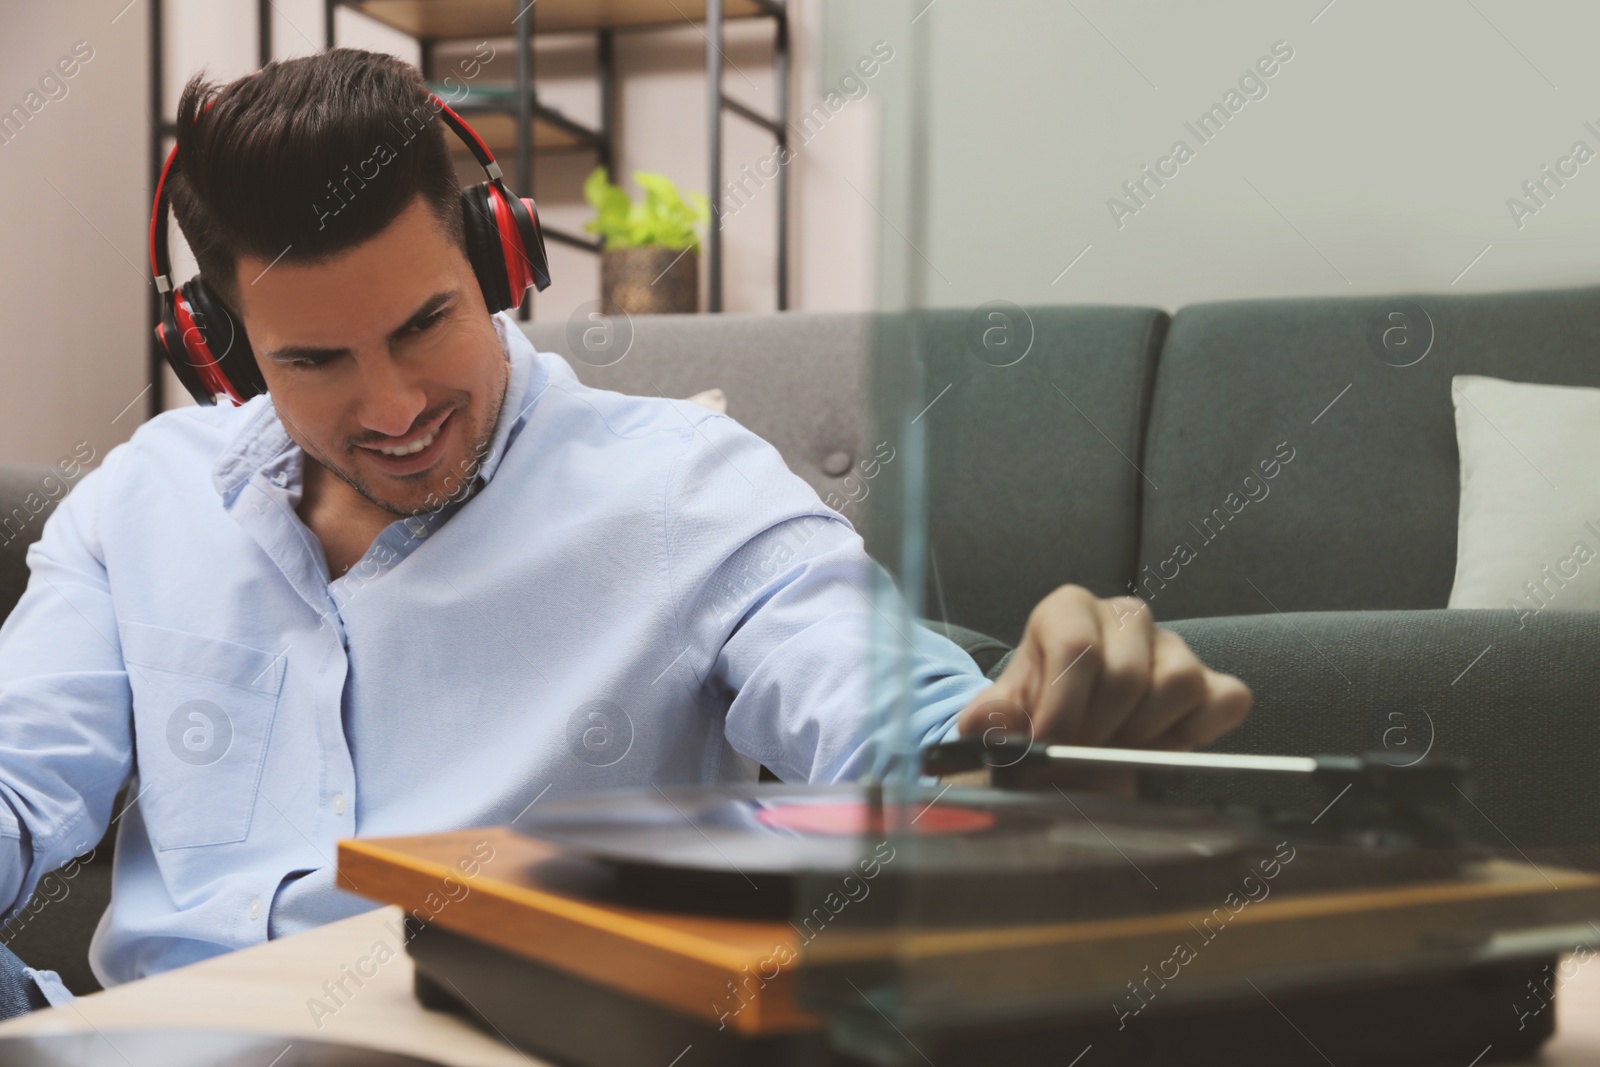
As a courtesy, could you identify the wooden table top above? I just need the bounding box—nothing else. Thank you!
[0,905,530,1065]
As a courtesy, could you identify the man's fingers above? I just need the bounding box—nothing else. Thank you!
[1111,628,1207,746]
[955,684,1035,769]
[1148,669,1253,751]
[958,587,1252,759]
[1027,589,1105,743]
[1081,596,1154,744]
[957,639,1041,744]
[959,581,1107,747]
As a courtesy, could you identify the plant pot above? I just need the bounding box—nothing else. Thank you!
[601,246,699,316]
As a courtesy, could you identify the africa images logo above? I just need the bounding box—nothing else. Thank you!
[165,700,232,766]
[566,700,633,768]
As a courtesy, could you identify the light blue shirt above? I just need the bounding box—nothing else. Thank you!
[0,311,986,993]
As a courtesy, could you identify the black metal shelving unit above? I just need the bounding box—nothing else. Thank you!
[326,0,790,316]
[147,0,790,414]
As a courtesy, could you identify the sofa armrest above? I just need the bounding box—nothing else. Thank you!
[1164,608,1600,852]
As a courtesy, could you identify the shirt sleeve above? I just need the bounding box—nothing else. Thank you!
[0,459,134,920]
[661,412,990,783]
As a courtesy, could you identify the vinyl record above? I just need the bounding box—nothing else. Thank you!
[514,783,1261,923]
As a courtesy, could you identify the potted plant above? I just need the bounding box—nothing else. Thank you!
[583,166,710,315]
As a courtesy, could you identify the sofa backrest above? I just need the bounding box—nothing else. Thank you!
[13,285,1595,639]
[526,310,873,524]
[526,306,1168,645]
[902,306,1166,644]
[1138,284,1600,620]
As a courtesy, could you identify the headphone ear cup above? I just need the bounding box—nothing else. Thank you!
[498,187,551,294]
[461,183,512,313]
[183,280,265,402]
[157,291,216,405]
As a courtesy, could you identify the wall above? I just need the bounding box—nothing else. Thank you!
[837,0,1600,312]
[0,2,149,469]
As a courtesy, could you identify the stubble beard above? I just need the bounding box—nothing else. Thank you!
[320,356,510,520]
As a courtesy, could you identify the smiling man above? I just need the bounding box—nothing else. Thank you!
[0,49,1249,1007]
[246,195,511,579]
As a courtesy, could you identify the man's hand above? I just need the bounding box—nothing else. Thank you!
[956,585,1252,752]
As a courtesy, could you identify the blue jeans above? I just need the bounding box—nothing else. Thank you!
[0,941,49,1019]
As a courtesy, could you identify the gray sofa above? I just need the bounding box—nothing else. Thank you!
[2,284,1597,993]
[531,291,1600,856]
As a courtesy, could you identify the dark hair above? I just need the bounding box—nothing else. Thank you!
[167,48,464,312]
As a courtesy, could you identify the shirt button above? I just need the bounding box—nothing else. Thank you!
[332,792,346,815]
[248,896,262,920]
[270,471,288,487]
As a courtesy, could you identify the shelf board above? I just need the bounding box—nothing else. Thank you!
[446,109,589,153]
[342,0,773,39]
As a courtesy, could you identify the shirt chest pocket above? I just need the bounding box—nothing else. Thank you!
[120,622,287,851]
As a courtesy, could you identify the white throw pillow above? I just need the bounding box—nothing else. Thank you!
[685,388,727,414]
[1448,374,1600,620]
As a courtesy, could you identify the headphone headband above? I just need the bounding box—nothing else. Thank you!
[150,93,505,286]
[149,89,551,407]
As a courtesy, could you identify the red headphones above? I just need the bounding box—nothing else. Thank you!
[149,94,552,407]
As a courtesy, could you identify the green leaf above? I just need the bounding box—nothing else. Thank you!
[582,165,638,249]
[581,166,708,251]
[582,165,612,209]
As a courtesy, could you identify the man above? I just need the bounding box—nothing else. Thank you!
[0,49,1249,1004]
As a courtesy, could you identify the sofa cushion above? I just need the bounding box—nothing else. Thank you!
[1165,608,1600,851]
[949,608,1599,850]
[1139,285,1600,620]
[910,305,1167,644]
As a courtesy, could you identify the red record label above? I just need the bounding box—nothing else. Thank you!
[753,801,998,837]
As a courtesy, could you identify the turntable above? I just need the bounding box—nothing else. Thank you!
[335,742,1600,1066]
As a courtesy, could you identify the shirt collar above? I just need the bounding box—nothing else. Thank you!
[472,309,544,488]
[211,310,547,501]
